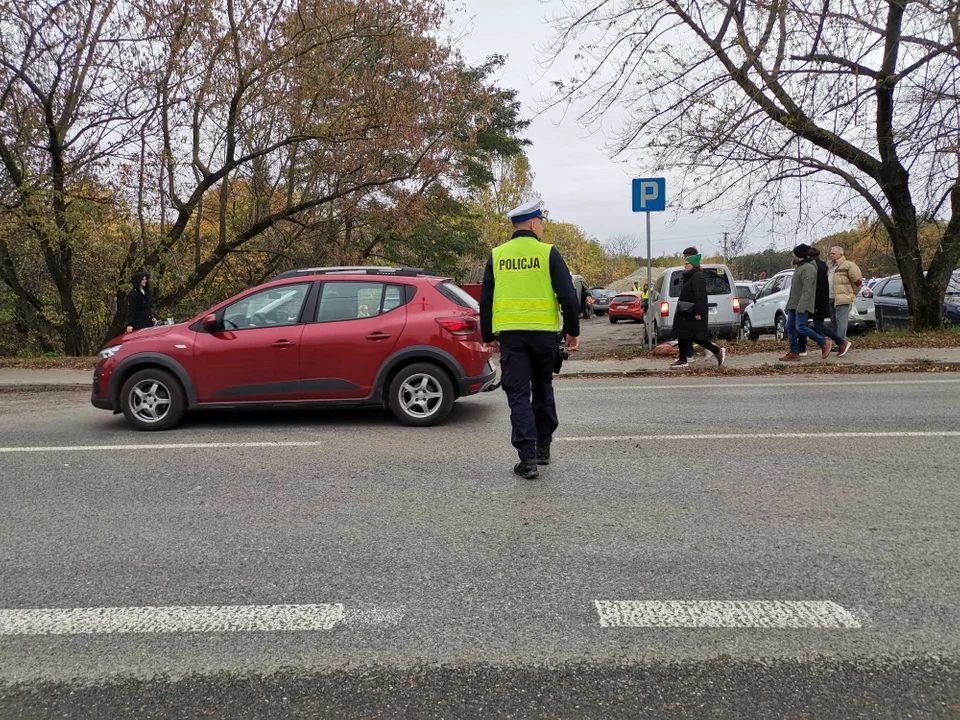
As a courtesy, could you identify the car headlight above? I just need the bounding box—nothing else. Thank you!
[99,344,122,360]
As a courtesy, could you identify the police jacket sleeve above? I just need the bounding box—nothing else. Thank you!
[550,248,581,337]
[479,255,495,343]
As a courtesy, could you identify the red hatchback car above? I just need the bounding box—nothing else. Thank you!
[608,292,646,323]
[92,267,497,430]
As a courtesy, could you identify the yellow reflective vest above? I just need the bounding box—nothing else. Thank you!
[492,236,561,333]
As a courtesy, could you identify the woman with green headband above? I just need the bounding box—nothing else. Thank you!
[671,247,726,368]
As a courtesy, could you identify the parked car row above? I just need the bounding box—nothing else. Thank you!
[870,270,960,331]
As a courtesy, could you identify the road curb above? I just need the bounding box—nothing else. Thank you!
[556,361,960,380]
[0,383,90,393]
[1,362,958,392]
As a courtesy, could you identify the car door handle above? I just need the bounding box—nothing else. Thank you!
[365,332,390,341]
[271,340,296,348]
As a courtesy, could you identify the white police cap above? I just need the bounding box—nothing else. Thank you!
[506,198,544,223]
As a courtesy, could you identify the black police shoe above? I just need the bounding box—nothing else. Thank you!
[514,461,540,480]
[536,447,551,465]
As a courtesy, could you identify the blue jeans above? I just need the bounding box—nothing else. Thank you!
[787,310,825,354]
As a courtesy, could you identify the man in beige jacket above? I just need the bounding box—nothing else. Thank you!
[828,246,863,351]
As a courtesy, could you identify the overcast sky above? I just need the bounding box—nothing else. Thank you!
[451,0,840,257]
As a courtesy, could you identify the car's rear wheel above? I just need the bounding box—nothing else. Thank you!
[775,313,787,341]
[120,368,186,431]
[609,316,618,323]
[388,362,455,427]
[743,315,760,341]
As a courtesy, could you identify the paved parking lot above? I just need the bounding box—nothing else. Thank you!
[1,375,959,717]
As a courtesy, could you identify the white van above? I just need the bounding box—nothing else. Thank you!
[650,264,742,342]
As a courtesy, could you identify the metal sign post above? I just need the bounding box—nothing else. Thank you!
[632,178,666,349]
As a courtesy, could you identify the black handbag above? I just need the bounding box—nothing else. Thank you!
[676,300,696,317]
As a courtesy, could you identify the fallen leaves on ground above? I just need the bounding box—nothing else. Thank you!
[560,363,960,380]
[594,330,960,361]
[0,356,98,370]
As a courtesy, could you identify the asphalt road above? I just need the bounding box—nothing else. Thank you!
[1,374,959,718]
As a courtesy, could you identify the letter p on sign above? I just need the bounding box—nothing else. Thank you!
[632,178,666,212]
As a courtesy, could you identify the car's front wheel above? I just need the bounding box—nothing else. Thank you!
[388,363,455,427]
[119,368,187,431]
[743,315,760,341]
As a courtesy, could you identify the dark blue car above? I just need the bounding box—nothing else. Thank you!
[873,270,960,331]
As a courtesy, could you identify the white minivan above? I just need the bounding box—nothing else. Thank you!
[650,264,742,342]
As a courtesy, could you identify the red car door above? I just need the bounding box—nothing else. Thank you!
[191,283,311,402]
[299,281,407,400]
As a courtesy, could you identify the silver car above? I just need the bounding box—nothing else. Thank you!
[650,264,742,341]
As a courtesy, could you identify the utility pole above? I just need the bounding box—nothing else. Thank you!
[722,231,729,262]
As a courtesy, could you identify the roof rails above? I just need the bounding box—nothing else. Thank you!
[270,266,429,281]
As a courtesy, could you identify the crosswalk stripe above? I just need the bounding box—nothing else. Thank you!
[594,600,862,629]
[0,604,405,635]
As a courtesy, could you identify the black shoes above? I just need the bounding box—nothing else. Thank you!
[514,461,540,480]
[536,447,551,465]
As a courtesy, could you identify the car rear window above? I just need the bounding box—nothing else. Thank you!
[669,269,733,297]
[612,294,636,303]
[437,282,479,310]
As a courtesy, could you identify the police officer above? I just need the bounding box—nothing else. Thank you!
[640,283,650,312]
[480,198,581,480]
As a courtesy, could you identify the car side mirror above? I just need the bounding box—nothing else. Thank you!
[201,313,218,332]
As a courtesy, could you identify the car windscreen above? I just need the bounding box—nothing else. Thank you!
[669,269,733,297]
[612,294,637,303]
[737,285,755,299]
[437,282,479,310]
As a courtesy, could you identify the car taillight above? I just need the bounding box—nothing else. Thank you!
[660,301,670,317]
[733,297,741,313]
[436,317,477,336]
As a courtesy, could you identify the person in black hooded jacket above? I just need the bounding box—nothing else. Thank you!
[671,247,726,368]
[126,272,157,332]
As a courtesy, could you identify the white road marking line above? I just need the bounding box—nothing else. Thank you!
[557,431,960,442]
[2,429,957,454]
[0,603,391,635]
[559,378,960,391]
[0,441,333,454]
[595,601,861,629]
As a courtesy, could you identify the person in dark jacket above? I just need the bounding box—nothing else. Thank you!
[803,247,846,355]
[671,248,726,368]
[126,271,157,332]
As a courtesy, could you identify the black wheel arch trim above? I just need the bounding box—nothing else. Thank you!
[108,353,198,408]
[372,346,467,402]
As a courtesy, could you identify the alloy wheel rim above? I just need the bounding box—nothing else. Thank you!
[129,379,171,423]
[399,374,443,418]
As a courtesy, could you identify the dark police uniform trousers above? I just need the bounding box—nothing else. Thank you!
[498,330,559,462]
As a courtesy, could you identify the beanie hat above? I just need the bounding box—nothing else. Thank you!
[684,253,702,268]
[793,243,810,259]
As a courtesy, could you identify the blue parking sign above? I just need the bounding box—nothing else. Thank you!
[632,178,666,212]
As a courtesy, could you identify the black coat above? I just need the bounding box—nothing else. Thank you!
[127,272,155,329]
[673,268,709,341]
[813,259,830,320]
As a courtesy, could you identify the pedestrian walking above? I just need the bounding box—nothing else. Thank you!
[670,248,726,368]
[780,244,833,361]
[640,283,650,312]
[799,247,851,355]
[480,198,581,480]
[126,272,157,333]
[828,246,862,355]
